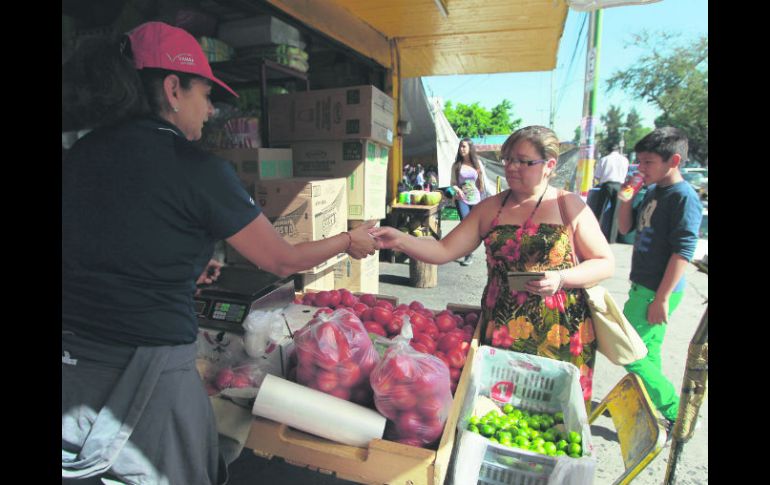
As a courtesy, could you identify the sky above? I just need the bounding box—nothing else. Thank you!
[421,0,708,141]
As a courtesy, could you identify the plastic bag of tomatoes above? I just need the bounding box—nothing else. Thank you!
[370,318,453,448]
[293,308,380,406]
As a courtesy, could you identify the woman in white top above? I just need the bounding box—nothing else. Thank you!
[450,138,486,265]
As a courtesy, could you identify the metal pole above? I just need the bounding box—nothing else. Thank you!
[663,306,708,485]
[574,9,603,199]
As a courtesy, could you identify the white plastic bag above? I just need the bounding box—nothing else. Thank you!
[242,309,284,358]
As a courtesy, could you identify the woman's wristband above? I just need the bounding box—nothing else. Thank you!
[343,231,353,253]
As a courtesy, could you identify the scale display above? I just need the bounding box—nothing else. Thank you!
[210,300,248,323]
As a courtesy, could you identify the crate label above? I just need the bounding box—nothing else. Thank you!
[490,381,515,402]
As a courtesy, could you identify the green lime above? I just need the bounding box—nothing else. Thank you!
[568,443,582,456]
[480,424,496,437]
[532,437,546,447]
[533,446,546,454]
[468,424,480,433]
[502,403,514,414]
[542,430,556,442]
[514,436,530,447]
[527,429,541,439]
[544,442,557,454]
[554,412,564,423]
[516,428,529,438]
[518,420,529,430]
[512,409,523,418]
[568,453,581,459]
[556,439,569,451]
[555,450,567,456]
[568,431,582,444]
[497,431,513,442]
[489,437,499,444]
[468,416,480,426]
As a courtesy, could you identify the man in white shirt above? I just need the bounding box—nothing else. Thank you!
[593,144,629,243]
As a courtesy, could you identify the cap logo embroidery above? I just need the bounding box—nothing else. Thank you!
[166,53,196,66]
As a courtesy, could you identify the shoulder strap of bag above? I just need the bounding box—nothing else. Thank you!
[556,190,579,265]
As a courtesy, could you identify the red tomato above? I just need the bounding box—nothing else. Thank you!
[450,380,458,394]
[314,370,339,392]
[395,410,424,438]
[215,368,234,390]
[328,290,342,308]
[372,306,393,325]
[412,333,437,354]
[341,292,359,308]
[301,292,316,305]
[327,386,351,401]
[296,363,316,384]
[449,367,462,381]
[396,304,410,312]
[416,395,445,420]
[464,312,479,326]
[420,418,445,443]
[419,308,435,319]
[384,354,416,381]
[359,293,377,307]
[359,308,373,321]
[374,299,394,311]
[352,302,369,316]
[230,373,251,389]
[389,384,418,410]
[350,385,373,406]
[435,314,457,333]
[462,324,475,335]
[459,341,470,355]
[314,291,332,308]
[446,348,466,369]
[374,397,398,419]
[337,360,362,387]
[434,351,451,370]
[437,332,463,354]
[423,322,439,339]
[409,300,425,311]
[385,317,403,335]
[410,342,430,354]
[409,313,428,331]
[313,308,333,318]
[364,321,386,337]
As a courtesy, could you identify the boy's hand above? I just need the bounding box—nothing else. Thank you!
[647,297,669,325]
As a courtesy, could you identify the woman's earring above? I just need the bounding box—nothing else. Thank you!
[173,106,179,113]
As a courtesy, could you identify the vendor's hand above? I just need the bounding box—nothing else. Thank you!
[647,297,669,325]
[453,185,465,201]
[524,271,562,297]
[197,259,224,286]
[370,226,407,251]
[347,220,378,259]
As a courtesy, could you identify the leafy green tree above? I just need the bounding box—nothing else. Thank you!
[606,32,708,164]
[444,99,521,138]
[599,105,625,154]
[624,108,652,155]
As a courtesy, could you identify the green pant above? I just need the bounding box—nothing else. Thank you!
[622,283,684,422]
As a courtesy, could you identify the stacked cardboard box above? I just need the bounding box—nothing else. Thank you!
[213,147,293,187]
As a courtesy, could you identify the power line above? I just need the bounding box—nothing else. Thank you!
[554,12,588,117]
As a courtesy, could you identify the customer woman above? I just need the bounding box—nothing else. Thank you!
[372,126,613,402]
[450,138,486,265]
[62,22,377,484]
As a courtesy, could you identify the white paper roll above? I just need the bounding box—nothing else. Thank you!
[251,374,386,447]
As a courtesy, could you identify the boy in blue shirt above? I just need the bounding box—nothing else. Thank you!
[617,127,703,435]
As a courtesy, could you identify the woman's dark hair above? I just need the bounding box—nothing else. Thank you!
[454,137,485,194]
[62,35,208,132]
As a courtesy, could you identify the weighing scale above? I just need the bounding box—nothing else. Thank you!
[194,265,295,335]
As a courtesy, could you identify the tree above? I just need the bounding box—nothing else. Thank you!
[599,105,625,155]
[444,99,521,138]
[606,32,708,164]
[624,108,652,155]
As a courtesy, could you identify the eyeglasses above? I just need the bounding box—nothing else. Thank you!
[502,158,548,167]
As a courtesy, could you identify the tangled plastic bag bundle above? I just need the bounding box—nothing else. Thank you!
[293,308,380,406]
[242,309,285,358]
[370,317,453,447]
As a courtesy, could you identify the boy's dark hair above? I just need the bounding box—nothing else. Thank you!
[634,127,689,162]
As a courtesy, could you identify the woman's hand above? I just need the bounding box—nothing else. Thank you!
[524,270,563,296]
[196,259,224,286]
[346,220,378,259]
[370,226,407,251]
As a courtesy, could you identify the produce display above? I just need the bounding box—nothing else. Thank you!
[293,307,380,406]
[292,289,480,448]
[466,402,584,458]
[370,322,453,447]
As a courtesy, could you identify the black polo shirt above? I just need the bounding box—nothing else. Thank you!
[62,117,262,346]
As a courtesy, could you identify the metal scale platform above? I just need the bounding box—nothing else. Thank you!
[193,265,295,335]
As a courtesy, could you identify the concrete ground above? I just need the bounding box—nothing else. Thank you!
[227,220,708,484]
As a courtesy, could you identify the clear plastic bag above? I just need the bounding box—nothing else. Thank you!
[370,318,453,447]
[293,308,380,405]
[242,309,285,358]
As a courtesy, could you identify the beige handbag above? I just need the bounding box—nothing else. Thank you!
[557,191,648,365]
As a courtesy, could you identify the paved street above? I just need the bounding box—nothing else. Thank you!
[228,220,708,484]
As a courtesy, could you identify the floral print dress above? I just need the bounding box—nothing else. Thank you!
[480,190,597,402]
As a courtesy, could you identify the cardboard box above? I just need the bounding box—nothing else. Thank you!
[268,85,395,147]
[292,140,389,220]
[217,15,306,49]
[253,177,347,246]
[213,148,293,185]
[225,245,348,276]
[243,310,481,485]
[297,265,336,292]
[334,253,379,294]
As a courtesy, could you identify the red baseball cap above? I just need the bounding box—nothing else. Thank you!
[127,21,238,98]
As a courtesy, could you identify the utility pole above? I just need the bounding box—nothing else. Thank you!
[549,70,556,130]
[574,9,603,200]
[618,126,629,155]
